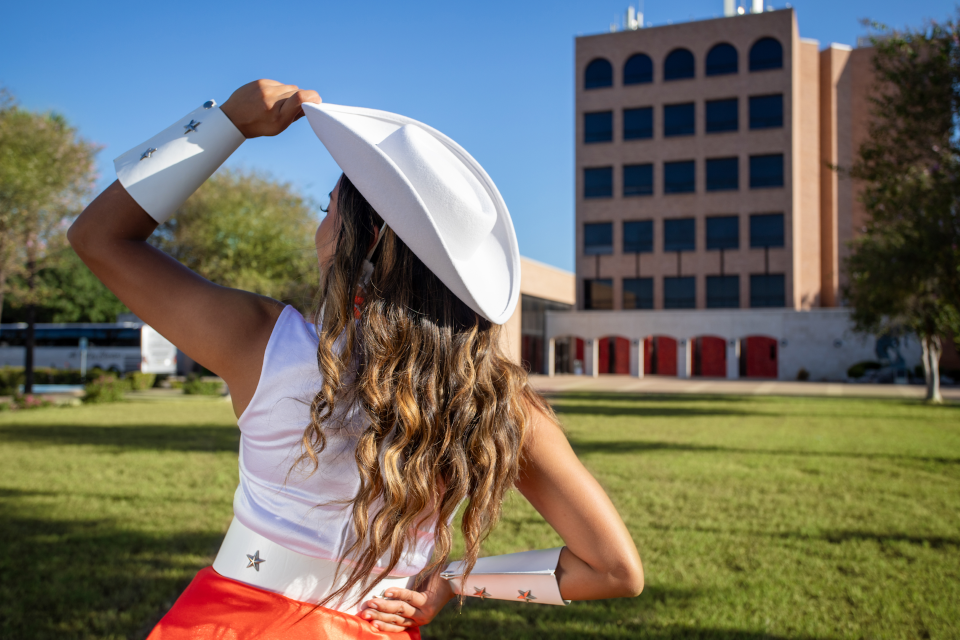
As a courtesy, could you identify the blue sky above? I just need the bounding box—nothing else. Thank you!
[2,0,955,271]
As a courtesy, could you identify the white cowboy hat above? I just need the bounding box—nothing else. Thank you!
[301,103,520,325]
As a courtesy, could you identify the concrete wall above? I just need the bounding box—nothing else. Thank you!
[545,308,921,382]
[501,257,576,362]
[795,37,822,309]
[818,44,852,307]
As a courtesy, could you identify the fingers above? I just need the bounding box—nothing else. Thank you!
[381,587,428,608]
[361,609,412,627]
[365,597,417,619]
[277,89,322,126]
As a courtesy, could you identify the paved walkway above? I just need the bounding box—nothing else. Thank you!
[528,374,960,401]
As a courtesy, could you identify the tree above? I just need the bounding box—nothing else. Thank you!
[0,90,99,392]
[153,168,319,310]
[1,248,128,323]
[843,15,960,403]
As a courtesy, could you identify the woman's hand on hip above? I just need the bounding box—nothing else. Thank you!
[220,79,321,139]
[359,573,455,633]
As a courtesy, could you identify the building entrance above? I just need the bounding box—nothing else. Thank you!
[741,336,778,378]
[644,336,678,376]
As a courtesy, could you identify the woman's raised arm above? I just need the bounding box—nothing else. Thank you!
[515,402,644,600]
[68,80,322,416]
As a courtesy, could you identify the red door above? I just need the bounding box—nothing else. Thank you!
[598,338,610,373]
[745,336,778,378]
[644,337,654,375]
[656,336,678,376]
[614,337,630,374]
[698,337,726,377]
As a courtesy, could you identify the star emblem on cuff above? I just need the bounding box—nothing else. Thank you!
[473,586,490,600]
[246,550,265,571]
[183,119,201,134]
[139,148,157,161]
[517,589,536,603]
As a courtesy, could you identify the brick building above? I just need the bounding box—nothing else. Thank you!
[544,6,934,380]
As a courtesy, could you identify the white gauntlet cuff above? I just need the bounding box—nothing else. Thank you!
[114,100,245,224]
[441,547,569,606]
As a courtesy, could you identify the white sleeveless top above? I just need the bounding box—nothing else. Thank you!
[233,305,437,577]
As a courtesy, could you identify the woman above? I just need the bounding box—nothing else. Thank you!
[69,79,643,638]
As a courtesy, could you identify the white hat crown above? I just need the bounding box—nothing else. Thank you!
[303,103,520,324]
[377,125,497,260]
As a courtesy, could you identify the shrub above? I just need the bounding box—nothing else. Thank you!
[0,367,24,395]
[182,374,223,396]
[14,394,54,410]
[847,361,882,379]
[83,374,126,404]
[125,372,156,391]
[796,368,810,381]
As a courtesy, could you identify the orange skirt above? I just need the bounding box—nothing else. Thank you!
[147,567,421,640]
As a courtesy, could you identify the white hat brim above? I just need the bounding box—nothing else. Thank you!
[302,103,520,325]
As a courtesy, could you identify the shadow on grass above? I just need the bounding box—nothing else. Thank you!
[0,423,240,453]
[0,489,222,640]
[555,403,762,419]
[423,585,821,639]
[648,522,960,549]
[568,439,960,465]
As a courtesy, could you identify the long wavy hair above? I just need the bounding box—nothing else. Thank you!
[299,174,553,606]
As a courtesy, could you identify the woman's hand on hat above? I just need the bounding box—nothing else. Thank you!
[359,573,454,632]
[220,79,321,139]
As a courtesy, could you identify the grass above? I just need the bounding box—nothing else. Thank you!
[1,394,959,639]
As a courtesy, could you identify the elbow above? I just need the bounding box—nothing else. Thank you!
[67,215,91,258]
[625,568,644,597]
[605,551,643,598]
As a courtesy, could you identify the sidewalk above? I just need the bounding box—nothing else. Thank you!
[528,374,960,401]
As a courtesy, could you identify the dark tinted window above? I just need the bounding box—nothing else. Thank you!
[624,220,653,253]
[707,275,740,308]
[664,218,695,252]
[585,58,614,89]
[706,43,738,75]
[750,274,785,307]
[749,94,783,129]
[749,37,783,71]
[664,48,695,80]
[584,223,613,255]
[706,157,739,191]
[624,107,653,139]
[749,154,784,188]
[750,213,785,247]
[584,167,613,198]
[624,53,653,84]
[664,160,695,194]
[0,325,141,347]
[664,276,696,309]
[623,278,654,309]
[584,111,613,143]
[664,103,695,137]
[706,98,738,132]
[623,164,653,197]
[706,215,739,250]
[584,279,614,310]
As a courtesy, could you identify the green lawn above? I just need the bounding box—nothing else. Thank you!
[1,394,958,639]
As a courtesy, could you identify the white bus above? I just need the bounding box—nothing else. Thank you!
[0,322,177,374]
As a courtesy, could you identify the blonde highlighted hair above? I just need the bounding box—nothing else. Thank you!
[300,174,553,606]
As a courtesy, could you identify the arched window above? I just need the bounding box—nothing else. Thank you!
[624,53,653,85]
[664,48,695,81]
[749,37,783,71]
[584,58,613,89]
[706,43,738,76]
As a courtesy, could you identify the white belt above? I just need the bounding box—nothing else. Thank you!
[212,518,415,615]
